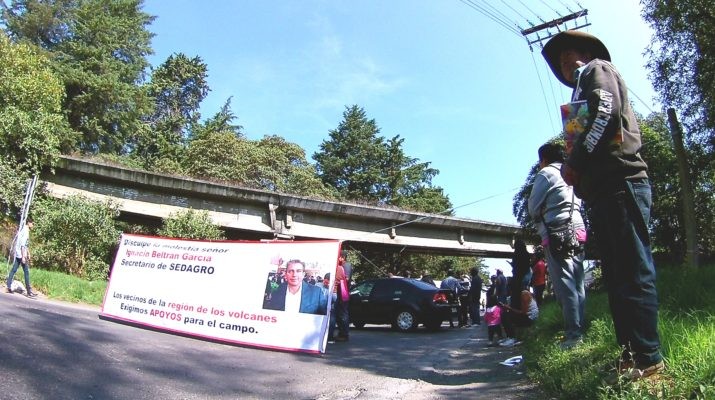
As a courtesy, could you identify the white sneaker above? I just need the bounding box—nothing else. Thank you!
[499,338,516,347]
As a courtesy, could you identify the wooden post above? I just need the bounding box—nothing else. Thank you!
[666,108,699,268]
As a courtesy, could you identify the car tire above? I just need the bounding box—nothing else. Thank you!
[392,309,418,332]
[352,321,365,329]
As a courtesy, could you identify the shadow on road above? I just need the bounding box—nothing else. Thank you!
[1,296,534,399]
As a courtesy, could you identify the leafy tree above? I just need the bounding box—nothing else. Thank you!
[1,0,74,48]
[183,132,337,198]
[0,32,73,214]
[395,187,452,215]
[183,130,247,182]
[158,209,224,241]
[688,146,715,261]
[315,106,454,276]
[137,53,209,166]
[31,195,121,280]
[314,105,451,212]
[641,2,715,262]
[190,97,243,141]
[181,99,245,179]
[183,102,335,197]
[642,0,715,149]
[251,135,337,198]
[0,160,29,216]
[382,136,450,213]
[314,105,387,201]
[2,0,156,153]
[512,162,538,230]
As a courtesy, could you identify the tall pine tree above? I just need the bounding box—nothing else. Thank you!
[314,105,451,213]
[2,0,155,153]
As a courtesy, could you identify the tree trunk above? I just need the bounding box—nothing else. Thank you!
[666,108,699,268]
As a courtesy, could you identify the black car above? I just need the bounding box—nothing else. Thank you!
[349,278,459,331]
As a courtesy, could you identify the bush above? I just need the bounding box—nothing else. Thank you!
[0,216,18,259]
[0,159,31,216]
[32,195,121,280]
[157,208,225,240]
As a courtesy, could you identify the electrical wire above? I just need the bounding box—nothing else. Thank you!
[517,0,547,23]
[474,0,525,31]
[530,50,558,135]
[458,0,522,37]
[500,0,531,24]
[628,88,656,115]
[539,0,562,16]
[343,185,523,243]
[557,0,575,14]
[465,0,522,36]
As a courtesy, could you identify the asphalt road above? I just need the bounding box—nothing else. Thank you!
[1,293,536,400]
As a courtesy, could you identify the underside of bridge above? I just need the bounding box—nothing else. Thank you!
[43,156,532,259]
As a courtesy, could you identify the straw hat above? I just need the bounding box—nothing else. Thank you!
[542,30,611,88]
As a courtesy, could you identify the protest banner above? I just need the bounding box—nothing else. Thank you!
[101,234,342,354]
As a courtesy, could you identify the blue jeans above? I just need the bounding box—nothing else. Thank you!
[469,301,481,324]
[545,248,585,340]
[7,257,31,293]
[590,179,662,366]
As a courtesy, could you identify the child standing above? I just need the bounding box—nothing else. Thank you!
[484,294,504,346]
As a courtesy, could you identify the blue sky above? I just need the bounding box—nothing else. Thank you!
[143,0,657,231]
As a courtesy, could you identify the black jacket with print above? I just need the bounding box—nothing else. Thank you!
[567,59,648,201]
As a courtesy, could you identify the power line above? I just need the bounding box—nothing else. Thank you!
[500,0,531,24]
[629,88,656,115]
[530,50,558,135]
[464,0,522,36]
[457,0,522,37]
[538,0,562,16]
[517,0,547,24]
[474,0,525,31]
[557,0,575,14]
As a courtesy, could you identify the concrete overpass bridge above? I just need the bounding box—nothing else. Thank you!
[41,156,527,258]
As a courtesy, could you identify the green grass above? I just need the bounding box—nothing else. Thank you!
[522,264,715,400]
[1,261,106,306]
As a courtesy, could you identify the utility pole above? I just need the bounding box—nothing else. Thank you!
[667,108,699,268]
[520,9,590,49]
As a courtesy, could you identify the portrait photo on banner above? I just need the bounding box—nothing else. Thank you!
[262,255,333,316]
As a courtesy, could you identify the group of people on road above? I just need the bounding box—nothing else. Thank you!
[437,268,483,328]
[482,252,540,348]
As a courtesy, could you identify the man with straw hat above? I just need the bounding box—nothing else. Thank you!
[542,30,664,382]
